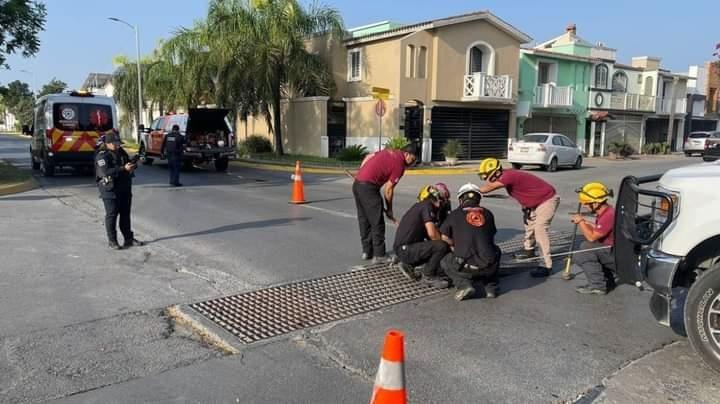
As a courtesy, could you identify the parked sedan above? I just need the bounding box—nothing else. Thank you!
[684,131,716,157]
[508,133,583,172]
[702,131,720,162]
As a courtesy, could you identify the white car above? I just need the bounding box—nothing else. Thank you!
[684,131,718,157]
[507,133,583,172]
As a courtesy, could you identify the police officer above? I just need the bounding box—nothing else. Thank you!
[161,124,185,187]
[95,133,143,250]
[440,183,502,301]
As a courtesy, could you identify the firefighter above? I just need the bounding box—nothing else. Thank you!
[393,185,450,288]
[417,183,450,227]
[571,182,616,295]
[440,183,501,301]
[161,124,185,187]
[353,144,417,263]
[477,158,560,278]
[95,133,143,250]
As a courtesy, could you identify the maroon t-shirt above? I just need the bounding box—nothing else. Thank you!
[498,170,556,209]
[595,206,615,246]
[355,149,406,186]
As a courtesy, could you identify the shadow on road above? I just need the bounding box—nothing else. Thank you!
[0,194,71,201]
[149,217,312,243]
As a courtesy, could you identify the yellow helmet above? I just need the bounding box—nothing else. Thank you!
[577,182,613,204]
[478,158,502,180]
[417,185,440,201]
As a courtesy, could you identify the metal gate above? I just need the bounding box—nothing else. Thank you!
[606,116,642,150]
[523,115,578,143]
[327,101,346,157]
[404,106,423,160]
[430,107,509,161]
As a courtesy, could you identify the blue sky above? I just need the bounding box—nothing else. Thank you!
[1,0,717,92]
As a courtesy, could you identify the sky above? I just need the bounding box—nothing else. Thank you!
[1,0,717,93]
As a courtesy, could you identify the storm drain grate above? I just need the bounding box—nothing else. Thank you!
[190,231,575,344]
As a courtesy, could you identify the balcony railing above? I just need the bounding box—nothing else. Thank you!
[589,89,656,112]
[656,98,687,114]
[462,72,512,101]
[533,84,574,107]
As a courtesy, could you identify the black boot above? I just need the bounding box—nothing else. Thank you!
[485,283,498,299]
[123,238,145,248]
[514,249,536,260]
[108,240,122,250]
[530,266,551,278]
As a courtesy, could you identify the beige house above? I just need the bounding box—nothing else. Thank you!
[239,11,531,161]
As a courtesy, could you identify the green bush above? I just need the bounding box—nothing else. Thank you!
[384,136,410,150]
[337,144,369,162]
[442,139,464,158]
[244,135,273,153]
[608,141,635,158]
[644,142,670,155]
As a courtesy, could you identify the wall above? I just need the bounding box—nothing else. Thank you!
[431,19,521,102]
[344,40,402,98]
[345,97,399,151]
[399,30,434,106]
[551,43,591,57]
[283,97,328,155]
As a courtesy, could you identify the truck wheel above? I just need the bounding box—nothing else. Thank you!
[214,158,229,172]
[139,143,153,165]
[685,265,720,372]
[40,158,55,177]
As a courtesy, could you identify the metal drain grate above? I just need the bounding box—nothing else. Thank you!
[190,230,575,344]
[498,231,575,266]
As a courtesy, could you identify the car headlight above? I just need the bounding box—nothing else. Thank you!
[217,140,225,148]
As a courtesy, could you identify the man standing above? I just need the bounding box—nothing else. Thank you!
[393,186,450,287]
[95,133,143,250]
[440,183,502,301]
[353,144,417,263]
[571,182,616,295]
[477,158,559,277]
[161,124,185,187]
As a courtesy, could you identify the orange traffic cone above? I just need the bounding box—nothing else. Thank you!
[289,160,306,204]
[370,330,407,404]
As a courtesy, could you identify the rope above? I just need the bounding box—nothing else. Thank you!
[510,245,612,263]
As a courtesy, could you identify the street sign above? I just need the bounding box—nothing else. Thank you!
[371,86,390,100]
[375,99,387,117]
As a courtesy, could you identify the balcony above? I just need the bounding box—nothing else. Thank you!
[656,98,687,114]
[589,89,656,112]
[462,72,513,102]
[533,84,574,108]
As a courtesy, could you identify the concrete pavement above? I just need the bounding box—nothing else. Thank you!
[0,133,715,403]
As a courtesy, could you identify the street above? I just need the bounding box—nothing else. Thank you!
[1,133,717,403]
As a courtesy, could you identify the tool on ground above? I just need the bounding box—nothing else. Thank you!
[562,202,583,280]
[289,160,306,204]
[371,329,407,404]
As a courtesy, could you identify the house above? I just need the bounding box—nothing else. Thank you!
[685,63,720,135]
[519,25,688,156]
[239,10,532,161]
[81,73,114,96]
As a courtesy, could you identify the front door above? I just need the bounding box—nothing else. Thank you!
[404,106,423,160]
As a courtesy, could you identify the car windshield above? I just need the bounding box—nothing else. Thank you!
[689,132,710,139]
[521,135,548,143]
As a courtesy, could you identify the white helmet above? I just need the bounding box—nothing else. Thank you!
[457,183,482,200]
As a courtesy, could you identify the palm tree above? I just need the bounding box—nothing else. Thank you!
[207,0,344,155]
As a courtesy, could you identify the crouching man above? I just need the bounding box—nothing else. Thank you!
[394,186,450,288]
[440,183,502,301]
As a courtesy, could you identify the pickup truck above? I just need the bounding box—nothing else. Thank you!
[615,161,720,372]
[138,108,236,172]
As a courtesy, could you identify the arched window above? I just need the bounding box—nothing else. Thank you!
[644,76,654,96]
[612,71,628,93]
[595,64,608,88]
[466,41,495,75]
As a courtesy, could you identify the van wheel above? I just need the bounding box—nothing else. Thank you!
[40,159,55,177]
[215,157,229,172]
[511,163,523,169]
[545,157,558,172]
[685,265,720,373]
[139,143,153,165]
[685,152,692,157]
[183,160,194,171]
[30,148,40,170]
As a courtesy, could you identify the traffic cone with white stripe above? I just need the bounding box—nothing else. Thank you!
[289,160,306,204]
[370,329,407,404]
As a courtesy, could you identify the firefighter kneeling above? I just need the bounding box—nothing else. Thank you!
[440,183,502,301]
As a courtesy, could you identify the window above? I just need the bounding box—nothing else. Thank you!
[53,103,113,132]
[34,100,46,131]
[469,46,483,74]
[538,62,556,85]
[595,64,608,88]
[644,76,654,96]
[466,41,495,75]
[612,71,628,92]
[347,49,362,82]
[560,136,576,148]
[405,45,415,78]
[552,136,563,146]
[417,46,427,79]
[522,134,548,143]
[150,119,160,130]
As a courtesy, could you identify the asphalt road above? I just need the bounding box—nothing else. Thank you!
[0,133,712,403]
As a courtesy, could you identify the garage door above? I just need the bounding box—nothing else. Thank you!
[430,107,509,161]
[523,115,578,143]
[606,118,642,149]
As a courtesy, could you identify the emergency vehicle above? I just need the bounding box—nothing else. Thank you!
[29,91,118,176]
[138,108,236,172]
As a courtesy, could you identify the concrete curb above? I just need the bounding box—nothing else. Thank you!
[0,176,38,196]
[232,160,477,176]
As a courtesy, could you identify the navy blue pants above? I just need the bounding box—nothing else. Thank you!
[168,156,181,185]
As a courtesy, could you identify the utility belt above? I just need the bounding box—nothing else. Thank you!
[454,256,496,272]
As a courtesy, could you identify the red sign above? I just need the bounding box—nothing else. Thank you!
[375,99,387,117]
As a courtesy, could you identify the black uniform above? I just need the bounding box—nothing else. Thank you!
[393,199,449,277]
[440,206,501,289]
[95,146,134,245]
[161,129,185,186]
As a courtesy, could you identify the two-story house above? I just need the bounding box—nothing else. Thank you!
[241,10,531,162]
[685,63,720,136]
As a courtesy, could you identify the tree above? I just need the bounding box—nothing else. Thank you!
[0,80,34,129]
[206,0,344,155]
[38,78,67,97]
[0,0,47,68]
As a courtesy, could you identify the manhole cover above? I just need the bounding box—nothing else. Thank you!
[190,231,575,344]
